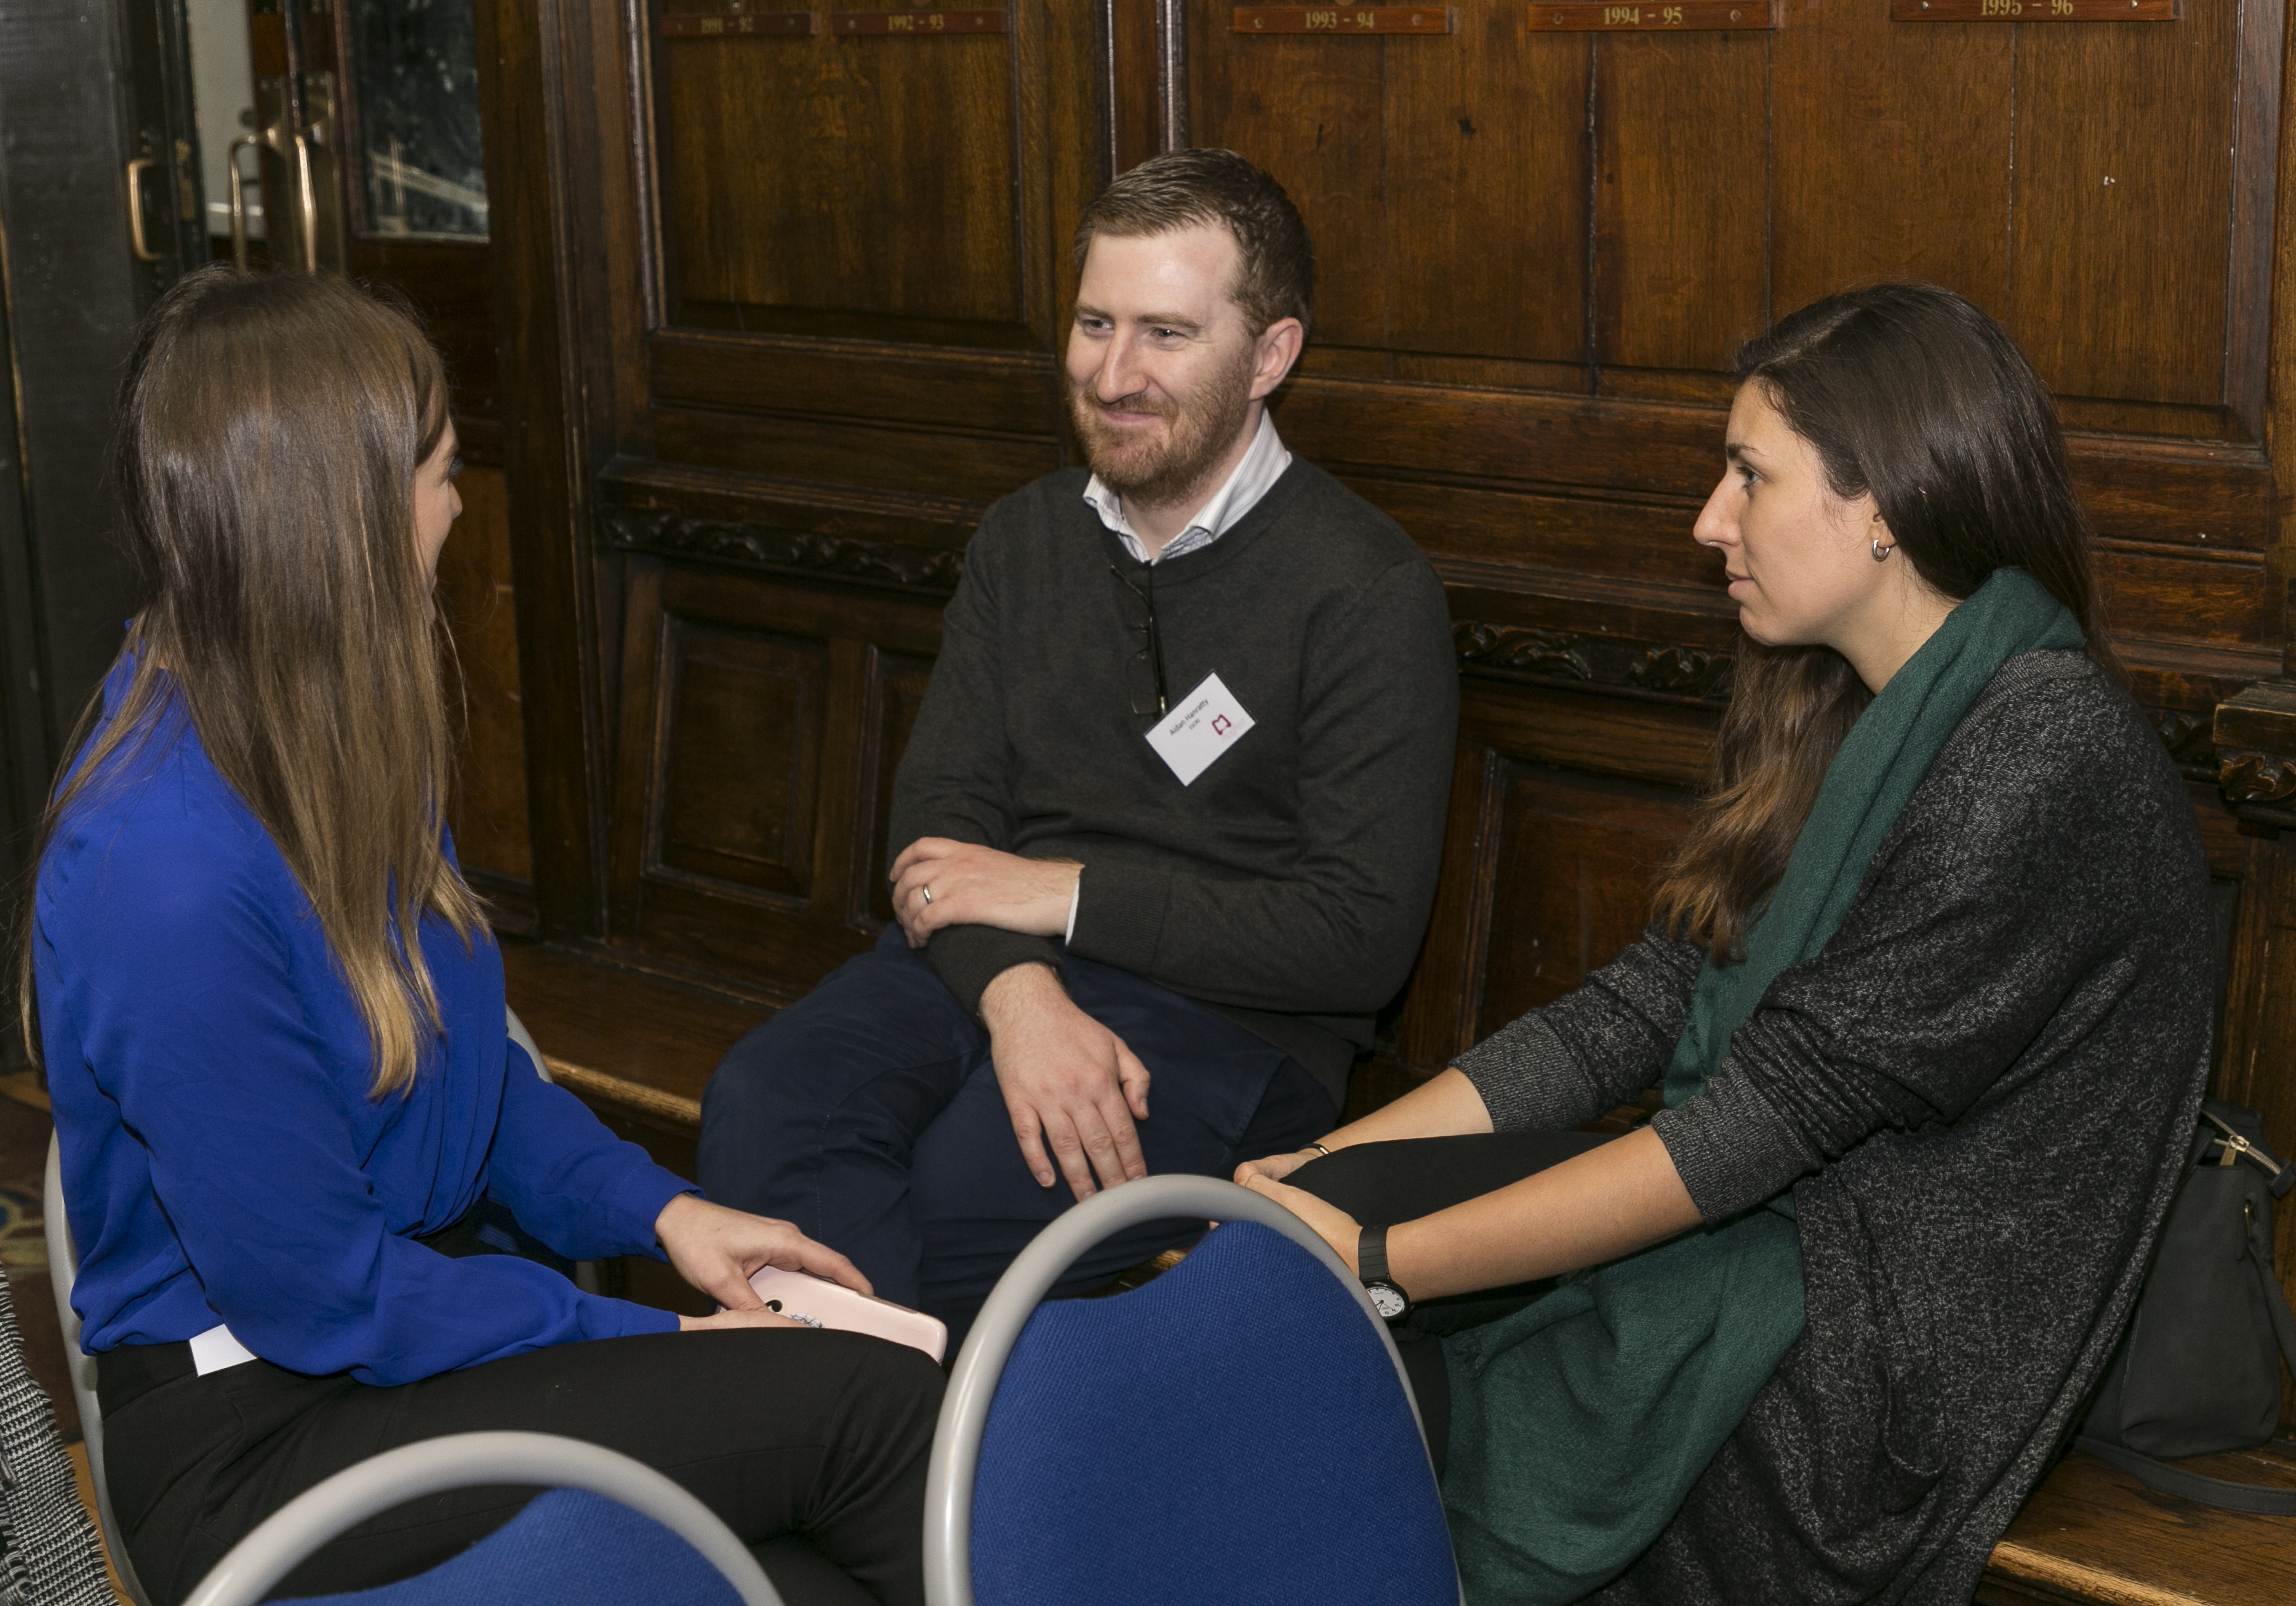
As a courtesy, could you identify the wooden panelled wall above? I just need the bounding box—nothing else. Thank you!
[471,0,2296,1356]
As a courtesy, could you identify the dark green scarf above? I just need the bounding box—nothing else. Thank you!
[1441,568,2083,1602]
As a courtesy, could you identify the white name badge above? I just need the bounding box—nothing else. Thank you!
[1145,672,1256,786]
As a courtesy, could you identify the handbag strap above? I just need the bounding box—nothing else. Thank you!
[2074,1197,2296,1516]
[2071,1435,2296,1516]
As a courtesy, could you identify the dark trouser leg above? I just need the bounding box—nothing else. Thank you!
[702,926,1333,1350]
[100,1329,944,1606]
[909,953,1333,1350]
[1285,1130,1614,1477]
[699,927,989,1310]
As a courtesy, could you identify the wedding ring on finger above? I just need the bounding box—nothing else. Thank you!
[921,885,934,905]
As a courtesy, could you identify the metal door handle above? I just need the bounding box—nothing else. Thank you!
[125,157,159,263]
[291,132,320,272]
[226,133,261,268]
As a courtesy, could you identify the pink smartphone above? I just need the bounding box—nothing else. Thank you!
[746,1266,949,1363]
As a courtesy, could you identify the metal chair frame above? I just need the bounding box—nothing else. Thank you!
[921,1172,1455,1606]
[178,1431,782,1606]
[43,1126,151,1606]
[505,1007,602,1296]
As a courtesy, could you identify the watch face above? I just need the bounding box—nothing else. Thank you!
[1367,1281,1408,1321]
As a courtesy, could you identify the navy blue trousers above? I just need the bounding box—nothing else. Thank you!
[697,927,1334,1344]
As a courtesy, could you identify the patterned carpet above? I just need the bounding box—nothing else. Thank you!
[0,1181,47,1273]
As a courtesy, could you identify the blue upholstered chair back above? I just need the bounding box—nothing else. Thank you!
[969,1218,1456,1606]
[180,1432,781,1606]
[286,1489,742,1606]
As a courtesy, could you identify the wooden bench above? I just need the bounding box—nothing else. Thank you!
[505,936,2296,1604]
[1978,1444,2296,1605]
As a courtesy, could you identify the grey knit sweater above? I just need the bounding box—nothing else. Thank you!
[890,460,1459,1108]
[1457,649,2212,1603]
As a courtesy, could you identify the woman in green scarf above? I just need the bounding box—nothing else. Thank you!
[1239,284,2212,1605]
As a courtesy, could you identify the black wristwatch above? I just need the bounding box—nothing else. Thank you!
[1357,1224,1411,1324]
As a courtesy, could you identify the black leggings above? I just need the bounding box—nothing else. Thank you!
[1286,1129,1613,1477]
[96,1222,944,1606]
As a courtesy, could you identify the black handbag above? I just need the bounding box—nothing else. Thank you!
[2075,1099,2296,1515]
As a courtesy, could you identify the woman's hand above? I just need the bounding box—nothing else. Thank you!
[654,1192,871,1317]
[678,1307,808,1332]
[1235,1170,1365,1275]
[1232,1147,1323,1188]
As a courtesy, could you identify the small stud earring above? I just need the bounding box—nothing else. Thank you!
[1871,537,1892,562]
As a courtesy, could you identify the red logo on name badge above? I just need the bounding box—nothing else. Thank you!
[1211,715,1231,736]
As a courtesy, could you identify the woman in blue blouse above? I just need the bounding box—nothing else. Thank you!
[23,266,943,1606]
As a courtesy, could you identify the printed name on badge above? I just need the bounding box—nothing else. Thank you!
[1145,672,1257,786]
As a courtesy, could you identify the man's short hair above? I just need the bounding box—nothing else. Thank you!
[1073,149,1315,337]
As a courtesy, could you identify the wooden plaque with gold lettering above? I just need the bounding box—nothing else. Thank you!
[661,8,821,36]
[1528,1,1774,27]
[1232,7,1456,32]
[1890,0,2177,18]
[828,8,1010,32]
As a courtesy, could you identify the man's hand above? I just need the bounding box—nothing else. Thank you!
[654,1191,871,1320]
[982,962,1151,1197]
[889,838,1080,948]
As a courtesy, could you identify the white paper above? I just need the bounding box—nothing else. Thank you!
[189,1322,258,1376]
[1145,672,1256,786]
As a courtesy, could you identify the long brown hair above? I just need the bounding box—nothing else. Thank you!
[1655,284,2116,962]
[18,265,482,1095]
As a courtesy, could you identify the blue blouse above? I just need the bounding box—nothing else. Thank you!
[34,669,688,1384]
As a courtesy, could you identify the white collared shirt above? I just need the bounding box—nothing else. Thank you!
[1082,411,1293,565]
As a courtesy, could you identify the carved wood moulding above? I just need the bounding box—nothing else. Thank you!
[598,508,1750,705]
[2220,750,2296,806]
[1453,620,1735,704]
[598,482,2249,773]
[2215,681,2296,811]
[602,505,968,593]
[2150,708,2221,778]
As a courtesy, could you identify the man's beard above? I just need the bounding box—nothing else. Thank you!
[1067,343,1257,513]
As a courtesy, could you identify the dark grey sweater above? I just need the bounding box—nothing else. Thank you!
[1457,649,2212,1603]
[889,459,1459,1107]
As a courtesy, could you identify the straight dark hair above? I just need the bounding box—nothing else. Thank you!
[16,265,482,1095]
[1656,283,2120,962]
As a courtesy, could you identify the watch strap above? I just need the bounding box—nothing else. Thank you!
[1358,1223,1390,1287]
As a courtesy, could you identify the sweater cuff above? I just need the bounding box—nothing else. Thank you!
[1649,1061,1820,1220]
[923,925,1066,1019]
[611,1172,700,1263]
[578,1296,683,1342]
[1066,858,1171,976]
[1455,1014,1583,1134]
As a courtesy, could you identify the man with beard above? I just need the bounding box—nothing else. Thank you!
[697,149,1457,1340]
